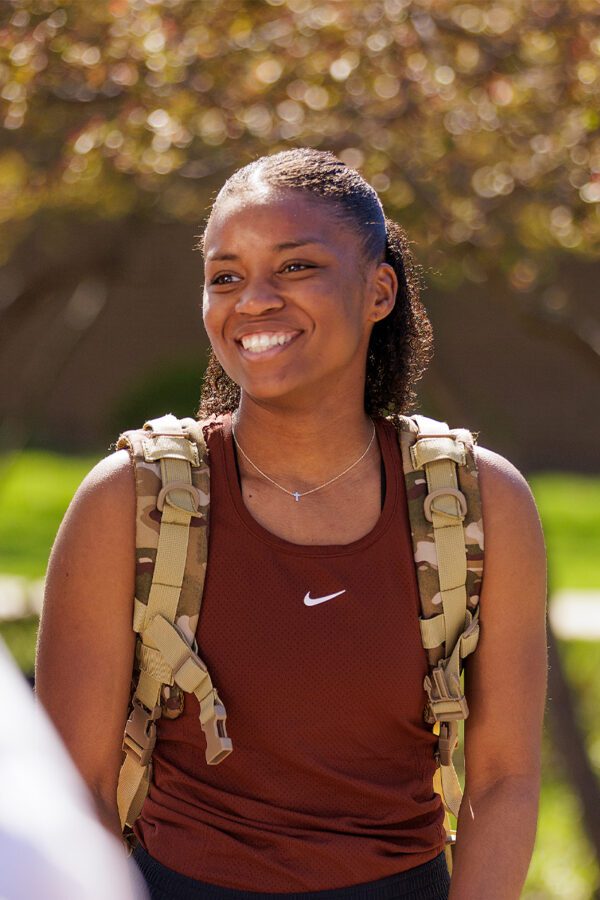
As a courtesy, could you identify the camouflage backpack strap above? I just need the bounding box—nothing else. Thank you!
[393,415,483,832]
[116,413,232,832]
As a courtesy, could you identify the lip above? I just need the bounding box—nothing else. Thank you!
[235,329,303,361]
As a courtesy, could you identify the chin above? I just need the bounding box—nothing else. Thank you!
[239,382,297,404]
[230,369,302,403]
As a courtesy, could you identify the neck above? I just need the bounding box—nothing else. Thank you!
[231,394,377,491]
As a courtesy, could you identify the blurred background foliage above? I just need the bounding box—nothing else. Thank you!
[2,0,600,287]
[109,359,210,434]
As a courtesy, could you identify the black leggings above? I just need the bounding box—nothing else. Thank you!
[133,845,450,900]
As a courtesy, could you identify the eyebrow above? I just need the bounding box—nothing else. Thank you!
[206,239,327,262]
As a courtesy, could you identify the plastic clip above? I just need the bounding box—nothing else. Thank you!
[202,692,233,765]
[437,722,459,767]
[122,698,161,767]
[424,665,469,723]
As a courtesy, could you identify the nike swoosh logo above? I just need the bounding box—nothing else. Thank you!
[303,590,347,607]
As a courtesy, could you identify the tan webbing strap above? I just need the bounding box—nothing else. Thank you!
[410,415,473,830]
[137,642,176,685]
[118,415,201,830]
[139,419,232,761]
[118,753,151,829]
[146,614,232,765]
[412,417,468,659]
[440,723,463,819]
[119,674,162,829]
[133,598,147,633]
[420,608,479,654]
[142,460,196,629]
[433,765,457,870]
[118,413,231,830]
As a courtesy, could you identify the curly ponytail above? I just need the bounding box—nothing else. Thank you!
[364,218,433,416]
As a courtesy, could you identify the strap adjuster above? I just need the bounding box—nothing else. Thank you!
[122,698,161,767]
[410,435,467,470]
[436,722,459,767]
[201,691,233,765]
[156,482,203,516]
[424,665,469,723]
[423,488,467,523]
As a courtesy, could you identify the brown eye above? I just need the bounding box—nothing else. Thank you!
[210,273,242,285]
[281,263,315,273]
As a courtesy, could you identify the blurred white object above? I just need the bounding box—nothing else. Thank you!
[0,576,44,619]
[549,591,600,640]
[0,639,146,900]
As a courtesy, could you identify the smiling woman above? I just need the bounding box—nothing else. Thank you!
[199,150,431,421]
[35,149,547,900]
[202,192,395,412]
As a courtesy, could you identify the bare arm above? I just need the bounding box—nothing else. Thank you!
[449,447,547,899]
[35,450,137,839]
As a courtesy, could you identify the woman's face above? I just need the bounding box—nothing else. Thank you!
[202,188,396,410]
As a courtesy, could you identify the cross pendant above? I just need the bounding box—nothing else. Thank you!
[293,491,301,502]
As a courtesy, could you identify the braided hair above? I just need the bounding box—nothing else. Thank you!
[198,148,433,418]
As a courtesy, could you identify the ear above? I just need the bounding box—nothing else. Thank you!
[367,262,397,323]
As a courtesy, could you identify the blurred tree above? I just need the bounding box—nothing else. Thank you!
[1,0,599,289]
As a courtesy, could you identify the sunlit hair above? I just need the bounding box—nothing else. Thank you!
[197,148,433,418]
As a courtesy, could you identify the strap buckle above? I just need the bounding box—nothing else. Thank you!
[122,698,161,767]
[436,722,459,768]
[202,692,233,765]
[423,488,467,524]
[424,664,469,723]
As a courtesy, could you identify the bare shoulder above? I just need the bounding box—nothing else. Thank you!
[40,447,137,620]
[475,445,534,502]
[38,448,137,586]
[39,446,137,633]
[72,448,135,511]
[474,445,543,537]
[472,444,546,615]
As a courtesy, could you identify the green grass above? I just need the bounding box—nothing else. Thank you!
[0,450,102,578]
[0,615,38,673]
[529,473,600,592]
[518,472,600,897]
[0,455,599,895]
[521,636,600,898]
[526,764,599,899]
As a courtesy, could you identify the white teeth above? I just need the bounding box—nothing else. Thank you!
[240,333,295,353]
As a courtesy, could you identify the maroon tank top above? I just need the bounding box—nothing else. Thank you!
[136,415,445,891]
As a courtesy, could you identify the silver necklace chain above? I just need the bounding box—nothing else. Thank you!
[231,418,376,502]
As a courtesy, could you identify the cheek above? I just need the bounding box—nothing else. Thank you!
[202,296,237,375]
[202,293,222,338]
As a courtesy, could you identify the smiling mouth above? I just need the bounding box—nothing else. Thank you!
[238,332,300,354]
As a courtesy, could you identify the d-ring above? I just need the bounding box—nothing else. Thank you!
[423,488,467,523]
[156,482,201,514]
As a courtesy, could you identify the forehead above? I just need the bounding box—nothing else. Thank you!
[203,189,356,257]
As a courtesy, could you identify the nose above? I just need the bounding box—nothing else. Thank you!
[234,279,284,316]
